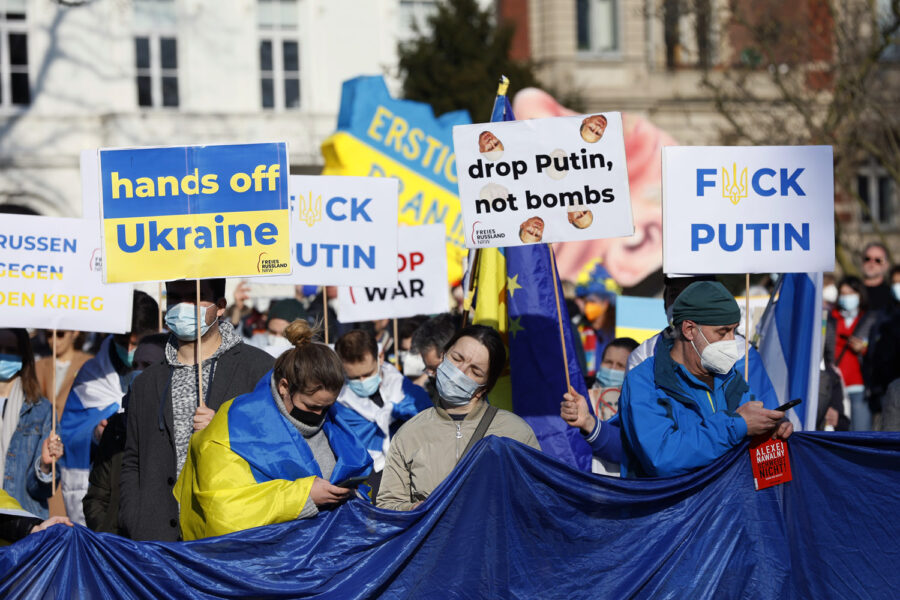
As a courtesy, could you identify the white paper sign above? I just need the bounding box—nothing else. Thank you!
[266,175,399,286]
[452,112,633,248]
[0,214,133,332]
[663,146,835,274]
[337,224,449,322]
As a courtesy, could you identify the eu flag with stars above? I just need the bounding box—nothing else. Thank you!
[487,87,593,470]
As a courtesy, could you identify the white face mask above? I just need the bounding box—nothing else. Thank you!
[822,284,838,305]
[691,326,740,375]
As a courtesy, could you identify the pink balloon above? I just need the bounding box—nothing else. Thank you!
[512,88,678,288]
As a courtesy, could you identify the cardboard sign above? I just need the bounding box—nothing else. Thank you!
[749,437,793,490]
[0,214,133,333]
[453,112,633,248]
[322,76,470,284]
[265,175,399,286]
[97,142,291,283]
[663,146,834,274]
[336,224,449,322]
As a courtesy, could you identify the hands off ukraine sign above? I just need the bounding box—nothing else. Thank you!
[662,146,834,274]
[99,143,290,283]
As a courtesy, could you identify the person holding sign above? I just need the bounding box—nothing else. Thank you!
[334,330,431,497]
[0,329,64,519]
[377,326,540,511]
[175,320,372,541]
[120,279,274,542]
[618,282,792,478]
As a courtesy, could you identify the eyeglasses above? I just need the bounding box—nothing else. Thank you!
[863,256,885,264]
[46,330,68,338]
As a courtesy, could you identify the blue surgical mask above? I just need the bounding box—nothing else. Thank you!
[892,283,900,302]
[347,372,382,398]
[435,359,482,406]
[165,303,214,341]
[596,366,625,388]
[0,354,22,381]
[838,294,859,312]
[115,343,136,368]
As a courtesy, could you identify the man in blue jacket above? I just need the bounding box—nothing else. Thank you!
[618,281,792,478]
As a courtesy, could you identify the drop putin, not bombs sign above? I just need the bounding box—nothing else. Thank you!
[452,113,634,248]
[98,143,291,283]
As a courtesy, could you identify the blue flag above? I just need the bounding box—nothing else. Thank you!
[486,84,593,470]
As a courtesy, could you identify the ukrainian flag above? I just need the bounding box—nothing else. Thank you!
[175,371,372,541]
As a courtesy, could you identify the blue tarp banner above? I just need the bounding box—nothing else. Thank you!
[2,433,898,598]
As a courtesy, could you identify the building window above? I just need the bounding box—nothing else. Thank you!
[857,162,895,227]
[259,0,300,110]
[576,0,619,54]
[399,0,438,42]
[134,0,177,108]
[134,36,178,107]
[0,0,29,107]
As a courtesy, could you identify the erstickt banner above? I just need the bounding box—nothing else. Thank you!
[0,214,133,332]
[321,76,470,284]
[662,146,835,274]
[98,142,291,283]
[337,224,449,322]
[453,112,633,248]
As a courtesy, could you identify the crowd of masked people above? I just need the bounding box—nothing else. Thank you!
[2,242,899,543]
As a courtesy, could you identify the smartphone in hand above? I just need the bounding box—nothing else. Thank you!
[775,399,802,412]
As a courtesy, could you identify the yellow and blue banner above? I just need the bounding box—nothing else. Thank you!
[99,142,291,283]
[615,295,668,344]
[321,76,470,284]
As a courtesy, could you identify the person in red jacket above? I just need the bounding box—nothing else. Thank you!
[826,276,881,430]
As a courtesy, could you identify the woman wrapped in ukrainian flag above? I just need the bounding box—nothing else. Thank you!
[175,320,372,541]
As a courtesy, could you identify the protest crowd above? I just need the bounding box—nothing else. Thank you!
[1,239,898,544]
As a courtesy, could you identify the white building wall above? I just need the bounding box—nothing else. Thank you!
[0,0,444,217]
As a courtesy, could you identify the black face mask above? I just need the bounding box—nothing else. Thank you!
[290,405,327,427]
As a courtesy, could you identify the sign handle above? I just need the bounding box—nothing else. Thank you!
[323,288,330,345]
[51,328,57,495]
[392,319,400,369]
[745,273,750,382]
[461,249,481,329]
[196,280,205,408]
[547,244,572,391]
[157,282,164,332]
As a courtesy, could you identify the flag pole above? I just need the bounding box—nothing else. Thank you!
[461,249,481,328]
[157,282,164,331]
[322,288,330,344]
[547,244,572,390]
[196,280,205,408]
[51,328,57,495]
[392,319,400,369]
[745,273,750,382]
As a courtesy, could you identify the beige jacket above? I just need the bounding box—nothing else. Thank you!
[376,400,540,511]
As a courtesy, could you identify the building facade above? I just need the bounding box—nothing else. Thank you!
[0,0,451,216]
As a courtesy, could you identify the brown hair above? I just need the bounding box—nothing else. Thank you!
[273,320,344,396]
[3,329,41,404]
[334,329,378,364]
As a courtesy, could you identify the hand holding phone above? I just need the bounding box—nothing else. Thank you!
[775,399,802,412]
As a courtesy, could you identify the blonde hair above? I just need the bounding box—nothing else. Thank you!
[273,320,344,396]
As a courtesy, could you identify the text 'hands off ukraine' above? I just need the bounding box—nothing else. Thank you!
[98,143,292,283]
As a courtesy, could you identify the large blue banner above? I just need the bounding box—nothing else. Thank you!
[2,433,898,598]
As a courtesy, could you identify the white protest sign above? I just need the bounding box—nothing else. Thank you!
[0,214,133,332]
[336,224,449,322]
[452,112,633,248]
[663,146,835,273]
[266,175,399,286]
